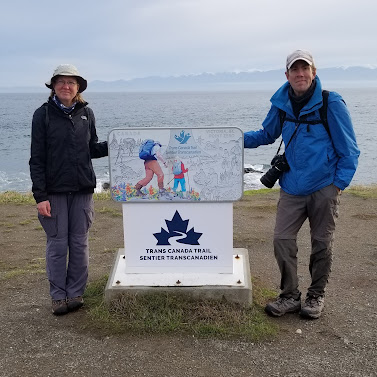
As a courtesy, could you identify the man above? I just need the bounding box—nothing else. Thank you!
[244,50,360,319]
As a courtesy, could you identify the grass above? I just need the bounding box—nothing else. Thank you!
[251,277,277,306]
[347,184,377,199]
[103,247,119,254]
[0,191,35,204]
[0,191,112,204]
[83,275,279,341]
[94,192,111,201]
[19,219,33,225]
[0,258,45,280]
[244,188,279,196]
[97,206,122,217]
[0,186,376,203]
[0,221,16,228]
[244,185,377,199]
[247,204,277,212]
[352,213,377,220]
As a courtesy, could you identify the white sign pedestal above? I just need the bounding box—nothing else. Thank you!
[123,202,233,274]
[105,247,252,305]
[104,127,252,305]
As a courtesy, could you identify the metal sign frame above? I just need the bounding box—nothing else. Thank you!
[108,127,244,203]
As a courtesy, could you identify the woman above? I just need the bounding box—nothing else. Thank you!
[29,64,108,315]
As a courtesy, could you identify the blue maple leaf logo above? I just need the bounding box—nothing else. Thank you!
[153,211,202,245]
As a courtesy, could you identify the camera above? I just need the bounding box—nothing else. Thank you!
[260,153,290,188]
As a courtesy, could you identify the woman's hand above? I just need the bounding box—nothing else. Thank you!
[37,200,51,217]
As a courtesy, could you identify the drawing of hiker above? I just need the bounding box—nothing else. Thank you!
[135,139,170,198]
[172,159,189,197]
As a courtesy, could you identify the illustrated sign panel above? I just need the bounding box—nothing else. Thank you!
[108,127,243,202]
[123,202,233,273]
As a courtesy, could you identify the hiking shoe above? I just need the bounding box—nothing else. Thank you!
[135,189,147,198]
[52,299,68,315]
[159,189,173,200]
[300,295,325,319]
[67,296,84,312]
[265,295,301,317]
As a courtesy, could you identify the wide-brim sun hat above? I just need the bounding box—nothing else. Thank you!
[45,64,87,93]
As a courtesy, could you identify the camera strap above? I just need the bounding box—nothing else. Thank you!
[276,122,301,155]
[277,90,332,155]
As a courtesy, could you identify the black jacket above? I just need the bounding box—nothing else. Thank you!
[29,99,108,203]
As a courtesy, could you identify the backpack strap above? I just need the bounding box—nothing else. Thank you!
[280,90,330,138]
[318,90,329,136]
[278,108,286,128]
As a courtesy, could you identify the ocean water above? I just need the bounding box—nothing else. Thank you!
[0,88,376,193]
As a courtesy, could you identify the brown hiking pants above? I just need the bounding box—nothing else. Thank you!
[136,160,164,190]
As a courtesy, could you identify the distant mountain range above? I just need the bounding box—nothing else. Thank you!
[2,66,377,93]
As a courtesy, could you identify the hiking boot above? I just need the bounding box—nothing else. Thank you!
[159,189,173,200]
[135,189,147,198]
[300,295,325,319]
[67,296,84,312]
[52,299,68,315]
[265,295,301,317]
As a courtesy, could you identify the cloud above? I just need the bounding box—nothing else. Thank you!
[1,0,377,87]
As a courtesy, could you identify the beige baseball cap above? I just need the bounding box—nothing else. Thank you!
[286,50,314,70]
[45,64,87,92]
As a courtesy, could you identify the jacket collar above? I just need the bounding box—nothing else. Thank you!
[48,97,88,114]
[270,76,323,119]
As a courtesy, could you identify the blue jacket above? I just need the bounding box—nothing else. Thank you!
[244,76,360,195]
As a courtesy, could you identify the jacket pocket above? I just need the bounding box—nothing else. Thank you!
[38,214,58,238]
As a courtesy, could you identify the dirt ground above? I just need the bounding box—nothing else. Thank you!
[0,190,376,377]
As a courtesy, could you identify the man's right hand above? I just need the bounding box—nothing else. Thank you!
[37,200,51,217]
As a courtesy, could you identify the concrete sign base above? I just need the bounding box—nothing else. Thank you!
[105,248,252,306]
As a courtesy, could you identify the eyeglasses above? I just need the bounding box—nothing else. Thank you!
[55,79,78,87]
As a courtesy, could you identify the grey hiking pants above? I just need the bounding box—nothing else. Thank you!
[273,184,340,299]
[38,193,94,300]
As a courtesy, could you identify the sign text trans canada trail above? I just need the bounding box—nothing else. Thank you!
[145,248,211,253]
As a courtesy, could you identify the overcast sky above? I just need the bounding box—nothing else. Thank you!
[1,0,376,88]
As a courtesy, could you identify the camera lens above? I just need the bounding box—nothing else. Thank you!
[260,154,290,188]
[260,166,281,188]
